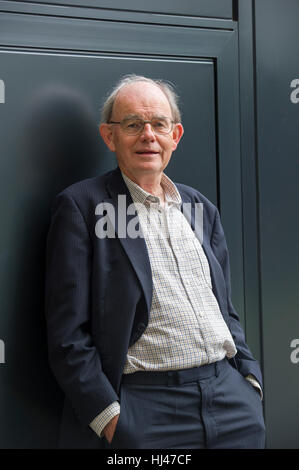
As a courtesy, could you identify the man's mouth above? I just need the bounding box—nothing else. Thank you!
[136,150,159,155]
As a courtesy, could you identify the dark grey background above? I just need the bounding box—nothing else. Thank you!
[0,0,298,448]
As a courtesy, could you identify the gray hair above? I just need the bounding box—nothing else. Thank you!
[100,74,182,124]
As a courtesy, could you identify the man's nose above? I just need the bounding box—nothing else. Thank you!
[140,122,155,140]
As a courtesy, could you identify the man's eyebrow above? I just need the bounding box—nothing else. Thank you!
[123,114,141,120]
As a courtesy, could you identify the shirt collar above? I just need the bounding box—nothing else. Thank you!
[121,171,182,207]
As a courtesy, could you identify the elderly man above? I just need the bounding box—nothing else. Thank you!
[45,75,266,449]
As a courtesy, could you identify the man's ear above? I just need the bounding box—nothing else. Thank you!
[171,123,184,151]
[99,123,116,152]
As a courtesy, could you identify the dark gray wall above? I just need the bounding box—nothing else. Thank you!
[238,0,299,448]
[32,0,233,17]
[253,0,299,449]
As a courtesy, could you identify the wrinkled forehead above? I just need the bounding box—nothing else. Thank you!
[112,82,172,119]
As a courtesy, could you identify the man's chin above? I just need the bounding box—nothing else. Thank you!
[118,162,166,181]
[134,164,164,175]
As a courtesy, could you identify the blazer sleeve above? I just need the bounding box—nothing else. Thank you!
[45,192,119,427]
[210,208,263,388]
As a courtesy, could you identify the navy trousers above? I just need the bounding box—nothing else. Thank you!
[104,358,266,449]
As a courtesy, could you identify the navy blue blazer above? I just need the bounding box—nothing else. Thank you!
[45,166,263,448]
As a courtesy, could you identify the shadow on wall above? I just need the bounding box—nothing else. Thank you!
[0,85,104,448]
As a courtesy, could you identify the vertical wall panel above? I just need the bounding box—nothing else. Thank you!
[254,0,299,448]
[32,0,234,18]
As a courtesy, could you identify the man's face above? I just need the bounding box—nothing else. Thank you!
[100,82,184,181]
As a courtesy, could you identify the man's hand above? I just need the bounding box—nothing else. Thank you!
[103,414,120,444]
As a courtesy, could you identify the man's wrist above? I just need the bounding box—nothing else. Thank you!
[89,401,120,438]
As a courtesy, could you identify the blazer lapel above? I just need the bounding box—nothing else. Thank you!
[105,168,153,316]
[103,169,228,326]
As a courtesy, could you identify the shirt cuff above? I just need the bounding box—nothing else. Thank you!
[245,374,263,401]
[89,401,120,439]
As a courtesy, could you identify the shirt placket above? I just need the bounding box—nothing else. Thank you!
[168,208,207,318]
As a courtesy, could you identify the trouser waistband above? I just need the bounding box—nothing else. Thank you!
[121,358,229,386]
